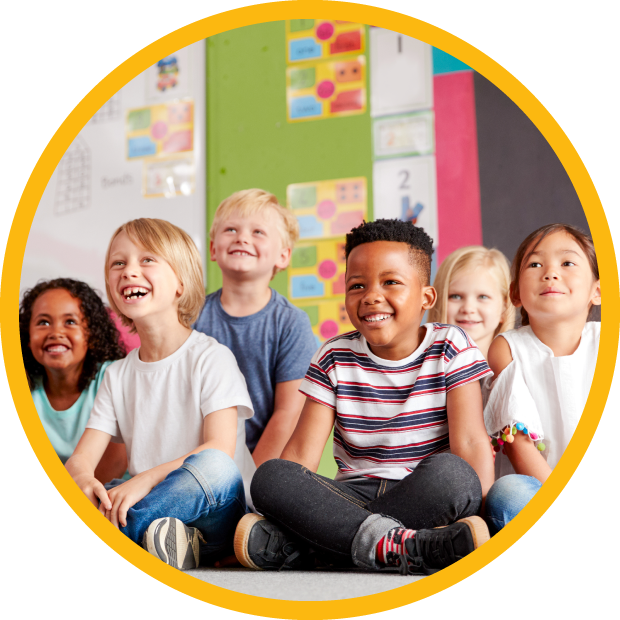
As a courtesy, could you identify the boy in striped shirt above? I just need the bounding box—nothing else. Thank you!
[234,219,495,574]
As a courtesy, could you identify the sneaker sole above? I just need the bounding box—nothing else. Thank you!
[456,516,490,549]
[144,517,201,570]
[234,513,265,570]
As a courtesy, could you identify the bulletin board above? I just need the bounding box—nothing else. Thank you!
[285,20,365,63]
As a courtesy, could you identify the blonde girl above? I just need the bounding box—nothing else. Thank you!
[430,246,515,360]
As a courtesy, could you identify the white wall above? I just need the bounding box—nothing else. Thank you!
[20,40,206,300]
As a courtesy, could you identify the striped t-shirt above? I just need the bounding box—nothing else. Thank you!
[300,323,492,481]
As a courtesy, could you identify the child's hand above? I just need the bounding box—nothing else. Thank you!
[101,470,157,529]
[74,474,112,510]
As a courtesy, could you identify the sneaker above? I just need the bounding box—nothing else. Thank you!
[400,516,490,575]
[234,513,313,570]
[143,517,205,570]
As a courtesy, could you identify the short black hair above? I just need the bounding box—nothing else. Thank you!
[20,278,126,392]
[345,219,434,284]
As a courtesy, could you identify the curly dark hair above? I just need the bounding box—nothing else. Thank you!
[345,219,434,284]
[20,278,126,391]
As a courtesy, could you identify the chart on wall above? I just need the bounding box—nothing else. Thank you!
[286,20,365,63]
[126,100,194,159]
[287,177,367,239]
[298,299,354,343]
[373,156,439,246]
[287,56,366,121]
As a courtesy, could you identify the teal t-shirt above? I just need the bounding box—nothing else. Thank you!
[31,361,114,463]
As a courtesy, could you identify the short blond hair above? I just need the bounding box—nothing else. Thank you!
[210,189,299,274]
[105,218,204,332]
[429,245,515,337]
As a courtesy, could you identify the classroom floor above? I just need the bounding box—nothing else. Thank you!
[184,567,424,600]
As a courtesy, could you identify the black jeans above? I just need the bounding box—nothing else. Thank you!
[251,452,482,569]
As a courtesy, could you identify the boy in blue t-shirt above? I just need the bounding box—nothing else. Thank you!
[194,189,316,467]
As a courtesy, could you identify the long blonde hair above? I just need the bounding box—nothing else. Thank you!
[429,245,515,337]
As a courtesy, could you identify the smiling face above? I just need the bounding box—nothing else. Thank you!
[515,231,601,324]
[210,207,291,282]
[446,267,505,354]
[29,288,89,377]
[107,230,183,328]
[345,241,436,361]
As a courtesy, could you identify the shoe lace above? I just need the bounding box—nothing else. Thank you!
[261,527,305,571]
[399,532,456,575]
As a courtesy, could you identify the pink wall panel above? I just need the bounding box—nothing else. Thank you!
[433,71,482,263]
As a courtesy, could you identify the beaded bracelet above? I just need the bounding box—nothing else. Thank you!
[491,422,546,453]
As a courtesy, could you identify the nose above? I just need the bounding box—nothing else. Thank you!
[543,267,560,281]
[121,260,140,279]
[362,281,385,304]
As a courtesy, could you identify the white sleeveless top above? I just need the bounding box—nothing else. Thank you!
[484,322,599,478]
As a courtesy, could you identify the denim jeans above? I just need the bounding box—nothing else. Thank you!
[251,453,482,570]
[106,448,246,563]
[485,474,542,535]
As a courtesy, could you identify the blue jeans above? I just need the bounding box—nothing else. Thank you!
[485,474,542,535]
[106,449,246,563]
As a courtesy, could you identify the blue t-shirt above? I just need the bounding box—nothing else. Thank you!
[194,289,317,451]
[31,361,114,463]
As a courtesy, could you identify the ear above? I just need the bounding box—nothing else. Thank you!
[209,239,217,262]
[275,246,292,271]
[421,286,437,311]
[509,282,522,309]
[591,279,601,306]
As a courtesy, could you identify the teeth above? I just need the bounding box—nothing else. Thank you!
[123,287,149,297]
[364,314,391,322]
[46,345,68,352]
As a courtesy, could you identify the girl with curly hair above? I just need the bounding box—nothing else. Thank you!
[20,278,127,482]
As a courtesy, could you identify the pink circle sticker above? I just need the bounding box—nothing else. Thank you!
[316,80,335,99]
[151,121,168,139]
[317,200,337,220]
[316,22,335,40]
[318,259,338,280]
[320,320,339,340]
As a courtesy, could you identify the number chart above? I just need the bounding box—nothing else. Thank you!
[285,20,365,63]
[126,100,194,159]
[286,56,366,122]
[298,299,355,343]
[287,177,367,240]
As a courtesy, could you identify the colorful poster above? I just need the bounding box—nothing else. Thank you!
[126,100,193,160]
[286,20,365,63]
[298,298,355,343]
[287,177,367,239]
[143,155,194,198]
[289,239,348,301]
[146,47,191,102]
[373,111,435,159]
[287,56,366,122]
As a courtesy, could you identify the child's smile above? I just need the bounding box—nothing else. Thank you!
[345,241,436,361]
[29,288,89,374]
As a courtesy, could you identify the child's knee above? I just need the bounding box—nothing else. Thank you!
[184,448,242,486]
[251,458,302,508]
[487,474,541,513]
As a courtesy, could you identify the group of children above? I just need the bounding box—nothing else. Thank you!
[20,188,600,574]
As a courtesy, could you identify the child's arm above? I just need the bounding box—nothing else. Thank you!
[94,442,128,484]
[447,381,495,503]
[487,337,552,483]
[280,397,336,472]
[251,379,306,467]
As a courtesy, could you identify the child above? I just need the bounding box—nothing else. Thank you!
[194,189,317,467]
[20,278,127,482]
[66,218,255,570]
[484,224,600,534]
[233,219,494,574]
[429,246,514,360]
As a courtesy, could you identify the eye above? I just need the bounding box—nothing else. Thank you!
[527,261,542,268]
[36,319,50,326]
[562,261,575,267]
[448,294,462,300]
[65,318,78,326]
[142,257,155,264]
[111,260,124,267]
[253,229,266,235]
[384,279,400,286]
[478,294,490,300]
[225,227,236,233]
[348,283,364,291]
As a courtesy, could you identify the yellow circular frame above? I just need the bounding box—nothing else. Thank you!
[2,1,618,617]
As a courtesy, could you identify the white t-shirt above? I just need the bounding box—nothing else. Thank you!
[86,330,256,506]
[300,324,492,481]
[484,322,600,477]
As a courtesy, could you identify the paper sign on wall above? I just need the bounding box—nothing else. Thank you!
[286,20,365,63]
[298,298,355,343]
[287,56,366,122]
[373,156,439,246]
[126,100,193,159]
[287,177,367,239]
[373,111,435,159]
[143,156,194,198]
[289,239,348,301]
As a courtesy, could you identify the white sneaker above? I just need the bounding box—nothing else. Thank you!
[143,517,205,570]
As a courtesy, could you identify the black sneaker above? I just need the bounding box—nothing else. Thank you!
[400,516,490,575]
[234,513,313,570]
[143,517,205,570]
